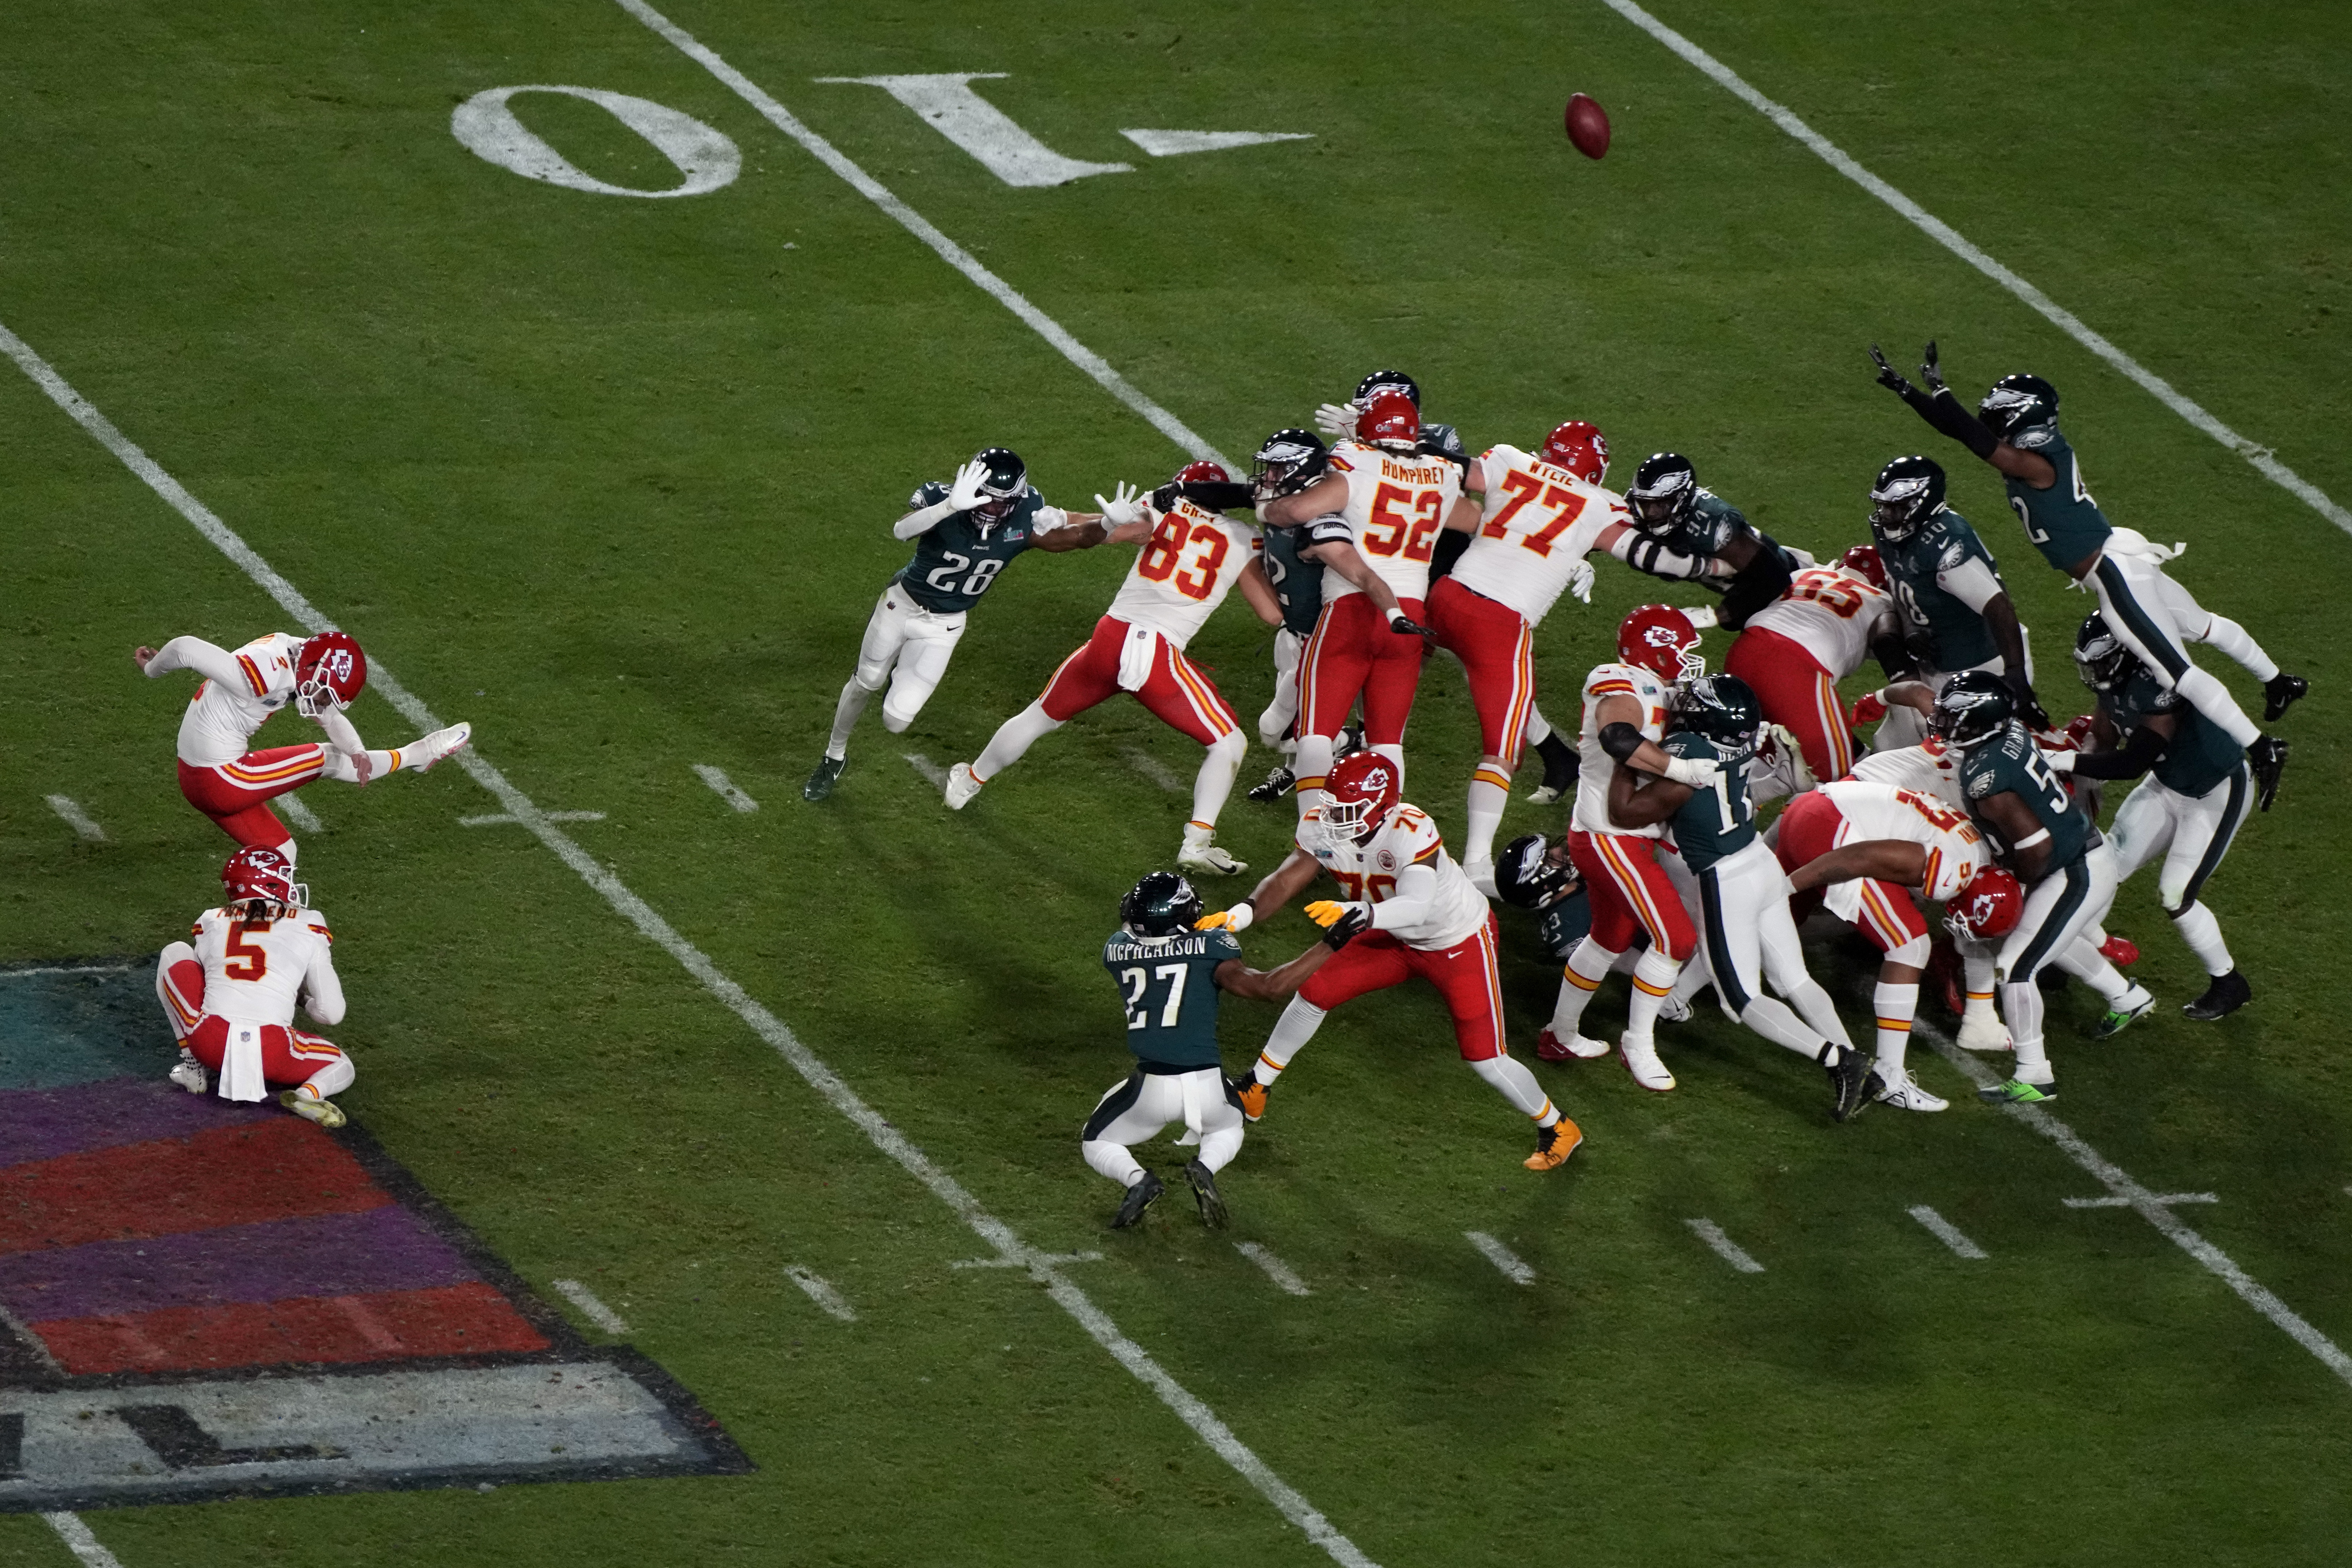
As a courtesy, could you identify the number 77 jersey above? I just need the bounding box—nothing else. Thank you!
[1452,445,1628,625]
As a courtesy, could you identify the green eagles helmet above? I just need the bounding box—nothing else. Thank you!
[1977,373,2059,442]
[2074,613,2140,697]
[1930,668,2015,749]
[1252,428,1331,500]
[970,446,1028,522]
[1120,870,1203,938]
[1675,674,1764,761]
[1626,451,1699,533]
[1497,834,1577,912]
[1868,454,1948,543]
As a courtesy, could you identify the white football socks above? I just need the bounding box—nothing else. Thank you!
[1873,980,1919,1075]
[1191,730,1246,829]
[2170,900,2234,977]
[1470,1055,1561,1125]
[972,699,1063,782]
[1256,997,1326,1084]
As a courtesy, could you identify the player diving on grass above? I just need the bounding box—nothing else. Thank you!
[156,847,357,1127]
[1087,871,1366,1229]
[1197,750,1583,1172]
[1870,343,2302,808]
[805,447,1115,801]
[135,629,470,860]
[945,462,1273,876]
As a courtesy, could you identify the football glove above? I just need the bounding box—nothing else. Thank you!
[1918,339,1947,395]
[1304,899,1364,929]
[1322,906,1372,949]
[947,458,991,513]
[1094,481,1144,528]
[1565,558,1595,604]
[1385,609,1436,638]
[1661,755,1721,787]
[1314,401,1357,437]
[1196,904,1254,933]
[2004,668,2051,730]
[1850,689,1890,727]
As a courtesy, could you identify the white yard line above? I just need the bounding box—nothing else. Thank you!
[1124,747,1185,794]
[1234,1241,1311,1297]
[784,1265,858,1322]
[1602,0,2352,539]
[552,1278,629,1334]
[42,1515,126,1568]
[1684,1218,1765,1274]
[44,795,104,842]
[1464,1231,1534,1285]
[1919,1026,2352,1389]
[1907,1205,1988,1260]
[692,763,759,813]
[0,962,140,981]
[457,809,605,827]
[2064,1192,2217,1210]
[952,1250,1101,1270]
[902,753,948,789]
[276,792,324,834]
[0,320,1380,1568]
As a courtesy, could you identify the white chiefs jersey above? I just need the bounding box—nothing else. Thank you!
[1105,498,1261,649]
[1816,780,1987,901]
[1318,440,1463,607]
[189,904,341,1027]
[1574,662,1675,838]
[1450,445,1626,625]
[1848,737,1966,812]
[1744,566,1890,679]
[176,633,304,767]
[1300,802,1488,949]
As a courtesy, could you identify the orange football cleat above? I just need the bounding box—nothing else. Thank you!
[1525,1117,1583,1171]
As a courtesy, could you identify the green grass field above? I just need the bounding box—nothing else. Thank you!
[4,0,2350,1562]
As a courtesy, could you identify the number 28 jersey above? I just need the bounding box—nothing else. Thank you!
[893,482,1054,614]
[1743,566,1891,679]
[1451,445,1625,625]
[1319,440,1464,608]
[1106,498,1261,649]
[1102,928,1240,1070]
[190,904,339,1028]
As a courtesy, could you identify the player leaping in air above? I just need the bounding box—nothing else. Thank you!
[945,462,1274,876]
[135,630,470,860]
[1870,343,2302,809]
[806,447,1115,801]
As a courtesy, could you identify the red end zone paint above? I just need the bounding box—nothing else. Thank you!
[34,1282,546,1375]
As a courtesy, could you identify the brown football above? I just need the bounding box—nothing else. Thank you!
[1564,92,1611,159]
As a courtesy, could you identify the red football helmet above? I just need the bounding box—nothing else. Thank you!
[1173,459,1230,486]
[1538,420,1609,485]
[1355,390,1421,451]
[295,631,367,718]
[222,846,304,910]
[1841,544,1887,591]
[1617,605,1705,683]
[1948,866,2023,940]
[1318,749,1402,843]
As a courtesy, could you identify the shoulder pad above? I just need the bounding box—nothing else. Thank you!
[1999,726,2028,758]
[2011,426,2056,451]
[1966,767,1996,799]
[1938,536,1971,570]
[911,481,948,509]
[1207,929,1243,961]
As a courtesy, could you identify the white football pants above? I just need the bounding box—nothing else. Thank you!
[1693,840,1854,1060]
[1082,1066,1243,1187]
[1257,628,1304,753]
[828,586,969,755]
[2091,551,2260,746]
[2110,763,2252,976]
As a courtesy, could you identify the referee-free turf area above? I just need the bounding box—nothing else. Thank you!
[3,1,2350,1563]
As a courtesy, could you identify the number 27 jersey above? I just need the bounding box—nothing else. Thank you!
[1102,928,1240,1070]
[1451,445,1624,624]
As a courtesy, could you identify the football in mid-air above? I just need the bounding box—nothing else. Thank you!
[1564,92,1611,159]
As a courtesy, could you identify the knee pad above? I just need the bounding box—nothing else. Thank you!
[1885,934,1932,969]
[880,708,914,734]
[1209,729,1248,763]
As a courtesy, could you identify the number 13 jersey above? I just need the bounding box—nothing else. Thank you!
[1319,440,1464,608]
[1452,445,1625,624]
[1106,497,1262,649]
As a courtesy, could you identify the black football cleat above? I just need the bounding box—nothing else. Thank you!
[2246,736,2288,811]
[2183,969,2252,1022]
[1528,728,1580,806]
[803,754,846,802]
[1333,724,1367,760]
[1826,1046,1875,1123]
[1183,1158,1229,1228]
[2262,672,2308,723]
[1112,1170,1166,1229]
[1246,765,1296,805]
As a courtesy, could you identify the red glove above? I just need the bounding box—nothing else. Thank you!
[1849,690,1889,727]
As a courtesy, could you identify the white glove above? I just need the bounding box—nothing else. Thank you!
[1565,559,1595,604]
[1314,401,1357,437]
[1662,755,1721,787]
[946,458,990,513]
[1678,604,1719,630]
[1093,481,1143,528]
[2042,747,2078,773]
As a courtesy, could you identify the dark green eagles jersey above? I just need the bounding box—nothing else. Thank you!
[1635,491,1802,588]
[1660,731,1756,873]
[893,481,1048,613]
[1535,888,1595,962]
[1102,928,1241,1070]
[2003,427,2113,574]
[1960,719,2092,874]
[2110,668,2243,798]
[1879,508,2006,672]
[1260,523,1325,637]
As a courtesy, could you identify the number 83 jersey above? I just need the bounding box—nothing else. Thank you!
[1107,497,1262,649]
[893,481,1052,613]
[1102,928,1241,1069]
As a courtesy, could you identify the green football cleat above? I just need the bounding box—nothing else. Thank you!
[1979,1077,2056,1105]
[279,1088,346,1128]
[802,754,846,801]
[2088,987,2156,1039]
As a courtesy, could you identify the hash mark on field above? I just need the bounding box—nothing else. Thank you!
[458,809,605,826]
[42,1514,125,1568]
[692,763,759,813]
[1124,747,1184,794]
[44,795,104,841]
[276,793,324,833]
[0,962,139,981]
[2064,1192,2218,1209]
[784,1265,857,1322]
[1685,1219,1765,1274]
[1464,1231,1534,1285]
[1908,1205,1988,1260]
[952,1250,1102,1270]
[1235,1242,1311,1296]
[552,1278,629,1334]
[902,753,948,789]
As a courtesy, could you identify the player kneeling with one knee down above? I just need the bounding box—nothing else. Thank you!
[1086,872,1366,1229]
[1198,751,1583,1172]
[155,848,355,1127]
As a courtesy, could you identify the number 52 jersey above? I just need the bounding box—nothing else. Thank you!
[1102,928,1241,1070]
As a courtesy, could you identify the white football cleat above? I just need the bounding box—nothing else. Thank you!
[1536,1026,1610,1062]
[1177,841,1248,877]
[1956,1012,2013,1052]
[1874,1070,1949,1112]
[943,763,983,810]
[1620,1033,1677,1092]
[408,722,471,772]
[168,1052,208,1095]
[1525,783,1565,806]
[1462,859,1499,899]
[1656,992,1694,1024]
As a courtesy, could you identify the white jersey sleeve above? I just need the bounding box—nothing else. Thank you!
[1846,737,1967,811]
[1817,779,1988,901]
[1573,662,1673,838]
[1742,566,1890,679]
[1299,802,1487,949]
[1319,440,1462,607]
[1447,445,1625,625]
[171,632,307,767]
[193,904,333,1028]
[1105,501,1261,649]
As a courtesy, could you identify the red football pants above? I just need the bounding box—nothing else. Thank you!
[1567,829,1698,961]
[1726,627,1855,782]
[176,745,328,850]
[1772,789,1928,952]
[1297,593,1427,746]
[1040,616,1238,744]
[1299,913,1507,1061]
[1427,577,1535,767]
[158,954,347,1089]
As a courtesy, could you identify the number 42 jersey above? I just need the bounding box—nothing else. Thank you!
[1102,928,1241,1070]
